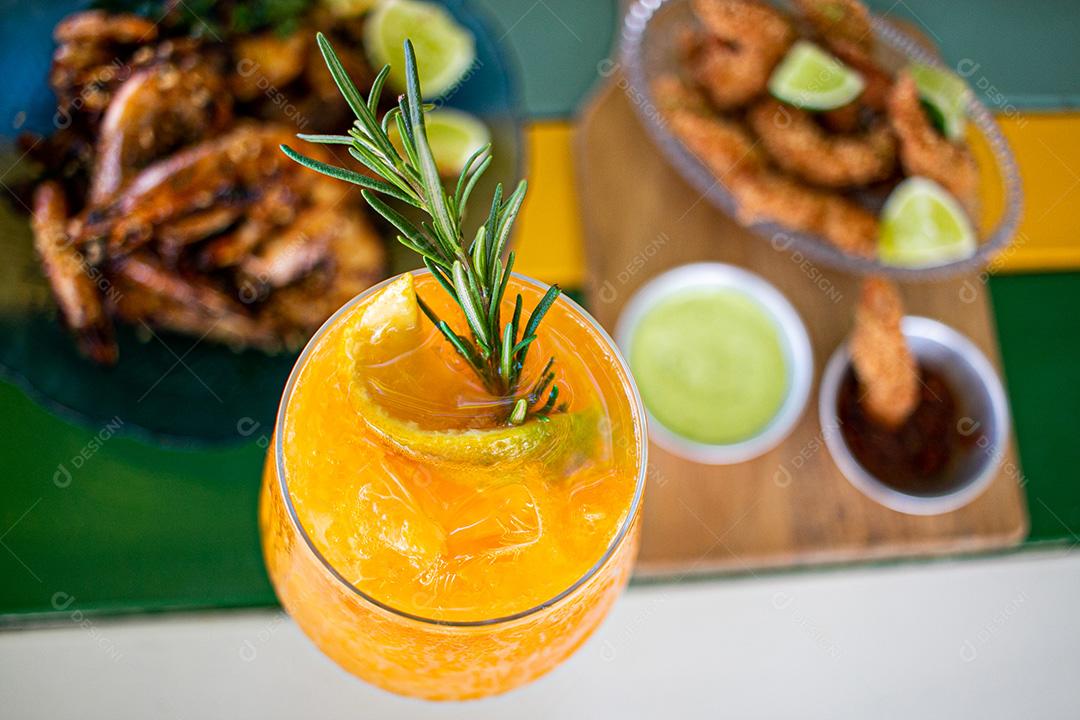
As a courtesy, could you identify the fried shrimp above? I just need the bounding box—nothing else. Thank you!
[748,98,895,188]
[827,39,892,111]
[794,0,891,112]
[794,0,873,52]
[887,72,979,212]
[685,0,794,109]
[652,76,765,178]
[849,277,919,429]
[734,173,878,256]
[655,77,878,256]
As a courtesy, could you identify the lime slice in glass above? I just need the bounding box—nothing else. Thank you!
[344,275,598,469]
[768,40,865,111]
[879,177,977,268]
[364,0,476,97]
[388,109,490,176]
[909,63,970,141]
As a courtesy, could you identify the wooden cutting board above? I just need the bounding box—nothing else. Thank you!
[575,80,1028,578]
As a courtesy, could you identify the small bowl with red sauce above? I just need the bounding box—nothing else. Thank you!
[819,317,1010,515]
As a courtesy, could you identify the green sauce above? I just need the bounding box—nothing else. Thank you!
[629,289,788,445]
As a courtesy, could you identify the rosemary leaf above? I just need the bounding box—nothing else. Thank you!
[509,398,528,425]
[496,251,515,310]
[423,258,457,299]
[316,33,397,161]
[393,111,421,171]
[295,133,354,145]
[280,144,415,204]
[452,261,491,351]
[528,357,556,398]
[511,335,536,357]
[459,155,492,226]
[499,324,514,383]
[360,190,440,260]
[345,143,404,194]
[470,225,487,281]
[403,41,457,248]
[494,180,527,260]
[522,284,560,343]
[367,64,390,116]
[511,294,523,336]
[538,385,560,415]
[454,144,492,213]
[380,106,400,135]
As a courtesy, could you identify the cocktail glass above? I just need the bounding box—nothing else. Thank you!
[259,270,647,700]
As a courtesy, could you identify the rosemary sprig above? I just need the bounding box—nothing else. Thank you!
[281,34,562,425]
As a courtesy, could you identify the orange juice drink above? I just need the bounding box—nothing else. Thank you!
[260,270,646,699]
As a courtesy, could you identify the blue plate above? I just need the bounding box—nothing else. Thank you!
[0,0,524,446]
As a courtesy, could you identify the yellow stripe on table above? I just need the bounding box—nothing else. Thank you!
[990,113,1080,273]
[515,115,1080,284]
[513,121,585,288]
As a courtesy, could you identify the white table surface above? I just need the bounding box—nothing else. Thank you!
[2,548,1078,719]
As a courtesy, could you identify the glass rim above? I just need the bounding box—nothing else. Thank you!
[273,269,649,628]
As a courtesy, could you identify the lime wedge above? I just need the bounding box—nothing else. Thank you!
[388,109,490,176]
[909,63,970,141]
[768,40,865,111]
[364,0,476,97]
[343,274,598,469]
[879,177,977,268]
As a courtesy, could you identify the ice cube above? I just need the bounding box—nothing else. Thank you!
[338,458,447,576]
[447,482,542,561]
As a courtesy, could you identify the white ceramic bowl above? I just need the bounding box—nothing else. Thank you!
[615,262,813,464]
[818,316,1011,515]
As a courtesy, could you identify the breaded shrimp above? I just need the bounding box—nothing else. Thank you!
[656,77,878,256]
[747,98,895,188]
[888,72,979,212]
[682,33,785,111]
[686,0,795,109]
[827,38,892,111]
[734,173,878,256]
[794,0,874,52]
[652,74,714,116]
[653,76,765,178]
[796,0,891,111]
[849,277,919,429]
[693,0,794,50]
